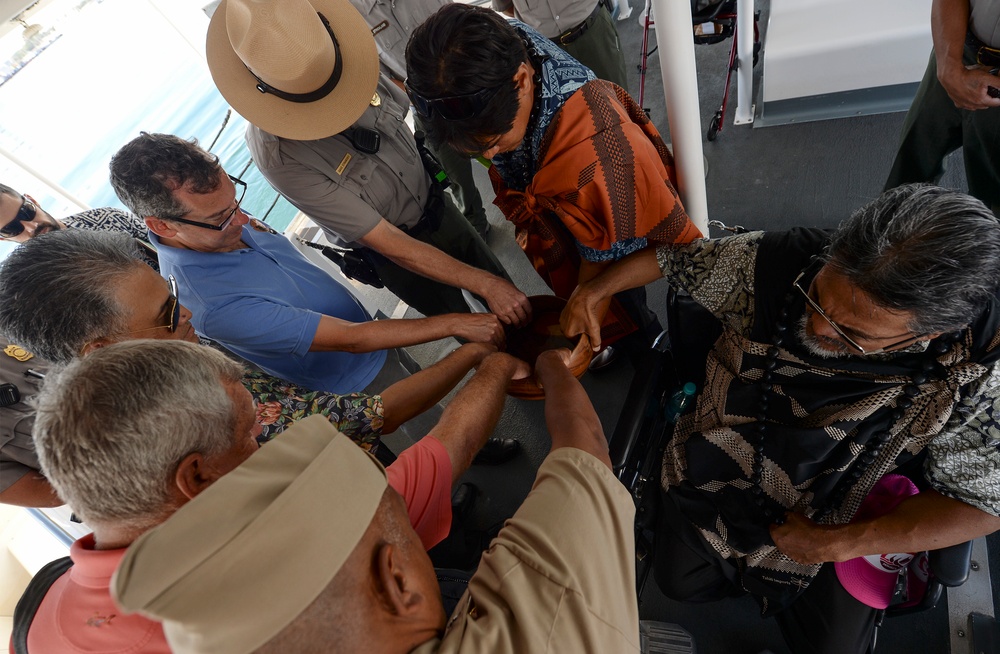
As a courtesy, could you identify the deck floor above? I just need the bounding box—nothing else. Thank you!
[361,4,992,653]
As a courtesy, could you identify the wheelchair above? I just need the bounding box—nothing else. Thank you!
[609,286,974,627]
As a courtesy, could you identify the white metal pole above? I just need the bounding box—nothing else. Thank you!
[650,0,708,234]
[733,0,755,125]
[0,146,90,211]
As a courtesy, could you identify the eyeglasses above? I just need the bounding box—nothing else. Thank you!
[0,197,38,238]
[167,176,247,231]
[126,275,181,335]
[793,271,927,355]
[404,80,504,120]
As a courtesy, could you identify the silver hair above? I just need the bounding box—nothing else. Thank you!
[33,339,244,531]
[0,230,144,363]
[827,184,1000,334]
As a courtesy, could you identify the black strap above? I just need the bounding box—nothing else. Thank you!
[12,556,74,654]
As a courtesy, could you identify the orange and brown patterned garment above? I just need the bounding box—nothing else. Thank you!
[491,79,701,341]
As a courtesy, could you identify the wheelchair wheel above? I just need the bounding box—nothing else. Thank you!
[707,112,721,141]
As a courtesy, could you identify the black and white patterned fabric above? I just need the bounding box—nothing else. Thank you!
[64,207,158,271]
[654,230,1000,612]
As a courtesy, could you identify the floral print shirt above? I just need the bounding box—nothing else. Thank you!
[242,369,383,452]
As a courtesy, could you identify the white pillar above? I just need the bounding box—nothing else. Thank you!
[0,146,90,211]
[733,0,755,125]
[650,0,708,234]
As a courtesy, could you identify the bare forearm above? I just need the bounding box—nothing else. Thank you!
[0,472,62,507]
[430,353,520,482]
[587,248,662,299]
[359,219,530,325]
[773,490,1000,564]
[834,491,1000,559]
[311,313,501,352]
[536,353,611,469]
[932,0,970,73]
[562,248,662,349]
[379,343,495,433]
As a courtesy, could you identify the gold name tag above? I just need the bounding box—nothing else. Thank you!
[336,153,352,175]
[3,344,32,362]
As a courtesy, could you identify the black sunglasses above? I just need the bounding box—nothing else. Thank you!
[404,80,504,121]
[0,197,38,238]
[167,176,247,231]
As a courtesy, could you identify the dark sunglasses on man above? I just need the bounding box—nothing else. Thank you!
[404,80,503,121]
[0,196,38,238]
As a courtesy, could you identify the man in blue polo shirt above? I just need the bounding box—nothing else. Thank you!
[109,133,503,395]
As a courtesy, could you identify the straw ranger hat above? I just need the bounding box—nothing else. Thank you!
[206,0,380,141]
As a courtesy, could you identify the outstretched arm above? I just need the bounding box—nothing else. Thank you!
[428,352,530,482]
[561,248,663,351]
[379,343,497,433]
[359,219,532,327]
[535,349,612,469]
[310,311,504,353]
[771,489,1000,564]
[932,0,1000,110]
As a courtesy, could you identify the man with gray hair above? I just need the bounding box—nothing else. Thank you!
[112,349,640,654]
[562,184,1000,653]
[0,230,509,507]
[20,338,529,653]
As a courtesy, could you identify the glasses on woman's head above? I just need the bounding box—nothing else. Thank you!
[0,197,37,238]
[167,176,247,231]
[126,275,181,335]
[793,271,926,355]
[404,80,504,121]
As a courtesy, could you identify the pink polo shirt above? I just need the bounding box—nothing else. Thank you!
[20,435,453,653]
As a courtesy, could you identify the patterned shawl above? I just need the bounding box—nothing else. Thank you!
[490,80,701,342]
[664,228,1000,613]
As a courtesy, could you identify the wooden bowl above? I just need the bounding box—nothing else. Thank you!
[505,295,593,400]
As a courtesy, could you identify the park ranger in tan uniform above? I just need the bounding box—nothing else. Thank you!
[207,0,531,324]
[348,0,491,239]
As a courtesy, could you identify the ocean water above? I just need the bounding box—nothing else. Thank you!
[0,0,297,261]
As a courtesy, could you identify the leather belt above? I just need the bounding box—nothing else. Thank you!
[557,0,612,46]
[966,31,1000,68]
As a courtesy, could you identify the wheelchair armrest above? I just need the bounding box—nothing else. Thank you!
[928,540,973,587]
[610,331,673,475]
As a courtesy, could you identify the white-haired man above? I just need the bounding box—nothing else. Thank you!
[18,339,528,653]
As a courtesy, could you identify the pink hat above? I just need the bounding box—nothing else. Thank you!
[834,474,927,609]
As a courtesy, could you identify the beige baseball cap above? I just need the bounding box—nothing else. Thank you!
[111,414,388,653]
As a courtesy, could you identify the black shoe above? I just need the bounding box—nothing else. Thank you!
[588,345,620,372]
[451,482,478,524]
[472,438,521,466]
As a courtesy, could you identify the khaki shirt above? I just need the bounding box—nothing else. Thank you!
[246,74,430,247]
[492,0,599,39]
[970,0,1000,48]
[350,0,451,81]
[0,344,47,492]
[413,448,640,654]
